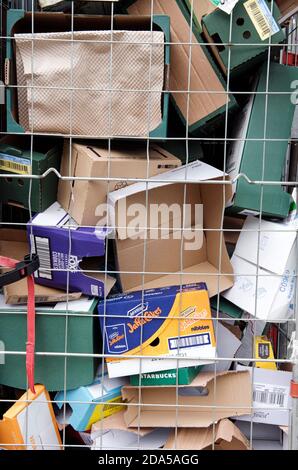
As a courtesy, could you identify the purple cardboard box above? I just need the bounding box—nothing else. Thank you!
[27,202,116,297]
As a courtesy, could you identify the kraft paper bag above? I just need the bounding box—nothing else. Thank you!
[15,30,164,137]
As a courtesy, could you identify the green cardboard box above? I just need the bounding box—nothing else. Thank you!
[124,0,238,135]
[0,135,61,212]
[130,365,203,386]
[226,62,297,219]
[211,296,243,320]
[6,10,170,140]
[0,297,99,392]
[202,0,284,77]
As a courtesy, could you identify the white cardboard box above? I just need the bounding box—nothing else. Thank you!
[222,216,297,321]
[235,365,292,426]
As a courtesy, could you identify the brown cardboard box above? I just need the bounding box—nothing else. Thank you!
[108,160,234,296]
[127,0,229,133]
[191,0,217,23]
[0,229,81,304]
[276,0,298,20]
[58,141,181,226]
[122,370,252,428]
[164,419,250,450]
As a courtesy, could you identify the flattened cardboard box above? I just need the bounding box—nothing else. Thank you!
[226,63,297,219]
[202,0,284,76]
[98,283,216,378]
[126,0,237,134]
[122,370,252,428]
[0,228,82,304]
[58,141,181,226]
[108,160,234,295]
[164,419,249,450]
[0,296,98,391]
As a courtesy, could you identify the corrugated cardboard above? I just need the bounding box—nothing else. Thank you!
[0,296,99,391]
[6,11,170,139]
[55,366,128,431]
[58,141,181,226]
[226,63,297,219]
[164,419,250,450]
[0,385,62,450]
[202,0,284,76]
[98,283,216,378]
[235,365,292,426]
[0,229,81,304]
[222,216,297,321]
[108,160,234,296]
[91,410,170,450]
[187,0,216,26]
[126,0,236,134]
[122,370,252,428]
[276,0,298,20]
[0,135,61,213]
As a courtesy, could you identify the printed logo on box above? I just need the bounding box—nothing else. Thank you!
[127,302,149,318]
[106,324,128,354]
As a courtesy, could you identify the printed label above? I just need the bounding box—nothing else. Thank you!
[210,0,239,14]
[34,236,52,279]
[0,152,31,175]
[127,302,149,318]
[106,324,128,354]
[244,0,280,41]
[253,383,288,408]
[168,333,211,351]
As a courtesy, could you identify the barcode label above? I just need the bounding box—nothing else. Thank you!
[244,0,279,41]
[168,333,211,351]
[0,153,31,175]
[34,236,52,280]
[253,384,288,408]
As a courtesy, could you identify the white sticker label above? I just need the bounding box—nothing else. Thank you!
[244,0,280,41]
[253,383,289,408]
[210,0,239,14]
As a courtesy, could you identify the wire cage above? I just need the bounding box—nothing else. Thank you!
[0,0,297,452]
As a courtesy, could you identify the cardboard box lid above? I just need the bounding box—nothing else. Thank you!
[164,418,249,450]
[0,229,82,304]
[122,370,252,428]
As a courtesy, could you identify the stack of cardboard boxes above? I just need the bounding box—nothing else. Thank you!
[0,0,297,451]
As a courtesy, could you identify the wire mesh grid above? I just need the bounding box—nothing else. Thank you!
[0,0,297,452]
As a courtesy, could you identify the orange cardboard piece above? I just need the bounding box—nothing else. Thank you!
[0,384,62,450]
[0,229,82,304]
[58,141,181,226]
[164,419,250,450]
[127,0,228,127]
[122,370,252,428]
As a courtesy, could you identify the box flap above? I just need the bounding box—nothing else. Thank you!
[164,418,249,450]
[92,410,153,437]
[234,216,296,275]
[122,370,252,428]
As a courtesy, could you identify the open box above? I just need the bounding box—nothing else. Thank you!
[5,10,170,139]
[108,160,234,296]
